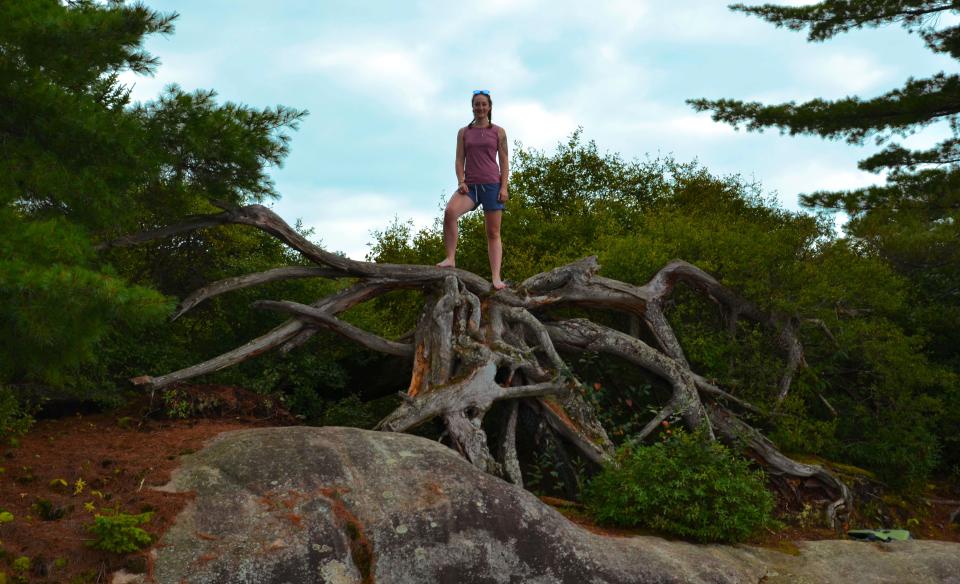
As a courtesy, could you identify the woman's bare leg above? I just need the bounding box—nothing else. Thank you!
[485,210,505,289]
[437,193,476,267]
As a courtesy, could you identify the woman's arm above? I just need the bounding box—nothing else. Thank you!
[498,126,509,202]
[455,127,467,193]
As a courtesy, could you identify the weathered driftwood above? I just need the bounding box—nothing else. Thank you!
[114,203,851,525]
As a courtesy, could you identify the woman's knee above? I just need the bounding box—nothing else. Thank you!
[444,205,461,222]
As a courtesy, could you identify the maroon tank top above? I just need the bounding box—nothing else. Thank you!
[463,125,501,184]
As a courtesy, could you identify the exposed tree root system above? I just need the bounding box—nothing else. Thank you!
[109,203,858,525]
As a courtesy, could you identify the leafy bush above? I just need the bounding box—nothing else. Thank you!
[318,395,398,429]
[841,412,941,492]
[584,431,777,542]
[87,512,153,553]
[0,386,33,443]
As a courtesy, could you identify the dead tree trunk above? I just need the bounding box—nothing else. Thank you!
[108,203,851,526]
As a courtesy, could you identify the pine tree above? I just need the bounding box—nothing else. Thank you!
[0,0,305,388]
[688,1,960,372]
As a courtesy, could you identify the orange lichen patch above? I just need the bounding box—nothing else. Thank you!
[258,495,278,511]
[319,487,375,584]
[286,513,304,528]
[418,481,446,506]
[196,553,219,565]
[195,531,220,541]
[407,343,428,397]
[539,496,581,509]
[540,398,578,430]
[279,489,309,509]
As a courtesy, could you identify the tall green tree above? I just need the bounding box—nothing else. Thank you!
[0,0,306,391]
[688,2,960,389]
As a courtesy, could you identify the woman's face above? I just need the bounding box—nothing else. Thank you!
[472,95,491,119]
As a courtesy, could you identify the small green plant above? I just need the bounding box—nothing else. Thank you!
[0,387,34,445]
[791,502,822,529]
[318,395,394,429]
[31,499,68,521]
[15,467,34,485]
[11,557,29,573]
[160,388,192,419]
[526,441,562,496]
[584,430,778,542]
[0,511,13,523]
[87,511,153,553]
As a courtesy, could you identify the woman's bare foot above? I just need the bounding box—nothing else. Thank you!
[436,258,456,268]
[492,279,507,290]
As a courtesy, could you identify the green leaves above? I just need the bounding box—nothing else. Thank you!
[87,511,153,554]
[0,0,307,394]
[584,431,777,542]
[0,209,171,384]
[690,1,960,484]
[729,1,956,43]
[689,74,960,145]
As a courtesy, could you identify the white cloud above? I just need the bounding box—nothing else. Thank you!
[654,113,740,139]
[899,123,954,150]
[294,42,441,114]
[798,52,893,96]
[452,43,533,95]
[272,189,436,260]
[117,49,223,103]
[497,101,579,150]
[767,160,886,207]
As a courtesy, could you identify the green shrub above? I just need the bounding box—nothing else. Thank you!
[11,557,29,573]
[583,431,777,542]
[87,512,153,553]
[0,387,33,444]
[318,395,398,429]
[841,413,940,492]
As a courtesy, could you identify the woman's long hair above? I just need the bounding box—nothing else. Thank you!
[468,93,493,128]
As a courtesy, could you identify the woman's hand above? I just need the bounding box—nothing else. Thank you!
[458,181,468,194]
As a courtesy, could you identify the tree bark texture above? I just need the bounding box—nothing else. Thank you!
[120,204,851,526]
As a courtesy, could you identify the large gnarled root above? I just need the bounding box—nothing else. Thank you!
[121,206,846,505]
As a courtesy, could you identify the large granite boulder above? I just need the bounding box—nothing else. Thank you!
[147,427,960,583]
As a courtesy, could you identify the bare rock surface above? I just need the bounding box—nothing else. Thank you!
[149,427,960,584]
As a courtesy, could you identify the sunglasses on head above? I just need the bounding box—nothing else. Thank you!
[473,89,490,95]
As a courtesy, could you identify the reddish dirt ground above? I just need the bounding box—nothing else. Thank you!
[0,387,292,583]
[1,388,957,583]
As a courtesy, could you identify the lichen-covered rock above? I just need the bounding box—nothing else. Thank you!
[148,427,960,584]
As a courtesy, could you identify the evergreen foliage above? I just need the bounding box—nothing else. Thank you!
[87,511,153,554]
[584,431,777,543]
[687,1,960,476]
[688,1,960,380]
[0,0,313,404]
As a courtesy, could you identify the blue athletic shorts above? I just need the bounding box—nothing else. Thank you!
[466,183,505,212]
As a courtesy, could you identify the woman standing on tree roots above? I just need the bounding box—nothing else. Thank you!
[436,89,510,290]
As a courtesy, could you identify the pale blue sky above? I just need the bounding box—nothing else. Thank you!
[120,1,957,259]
